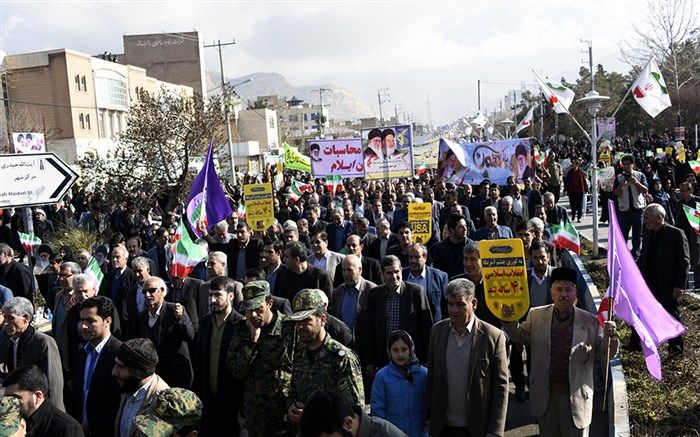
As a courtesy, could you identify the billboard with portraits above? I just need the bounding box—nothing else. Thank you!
[361,124,414,179]
[13,132,45,154]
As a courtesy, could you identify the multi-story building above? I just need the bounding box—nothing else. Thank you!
[1,48,192,163]
[247,95,329,148]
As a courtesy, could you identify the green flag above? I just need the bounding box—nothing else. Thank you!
[284,143,311,173]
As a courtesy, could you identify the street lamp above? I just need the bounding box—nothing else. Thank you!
[576,90,609,257]
[225,77,253,185]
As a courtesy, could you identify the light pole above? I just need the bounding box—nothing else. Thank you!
[576,90,609,257]
[225,77,253,185]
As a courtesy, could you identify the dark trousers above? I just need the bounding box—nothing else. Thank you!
[439,426,472,437]
[569,192,584,220]
[508,341,527,390]
[548,184,561,203]
[618,208,644,259]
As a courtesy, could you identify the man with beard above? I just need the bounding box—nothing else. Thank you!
[198,252,242,319]
[196,276,244,437]
[2,365,83,437]
[134,276,194,389]
[432,214,473,279]
[228,280,297,436]
[287,289,364,427]
[72,296,122,436]
[113,338,169,437]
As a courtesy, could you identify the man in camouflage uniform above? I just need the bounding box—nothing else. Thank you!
[0,397,27,437]
[227,280,297,436]
[286,289,365,426]
[133,388,202,437]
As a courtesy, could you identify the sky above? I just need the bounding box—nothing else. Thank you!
[0,0,668,125]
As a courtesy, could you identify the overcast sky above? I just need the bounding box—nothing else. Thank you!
[0,0,665,124]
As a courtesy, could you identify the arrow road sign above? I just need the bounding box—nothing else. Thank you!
[0,153,78,208]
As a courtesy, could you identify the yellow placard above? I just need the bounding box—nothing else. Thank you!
[655,148,663,154]
[408,203,433,244]
[665,146,674,156]
[479,238,530,322]
[599,150,611,165]
[243,183,275,232]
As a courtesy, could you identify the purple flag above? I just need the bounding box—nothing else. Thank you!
[186,143,233,237]
[600,200,686,379]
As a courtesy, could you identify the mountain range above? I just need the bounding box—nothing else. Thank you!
[205,71,376,122]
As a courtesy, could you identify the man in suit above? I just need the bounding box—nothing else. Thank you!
[502,267,619,436]
[333,235,382,287]
[308,231,345,285]
[432,213,474,279]
[354,217,378,252]
[365,198,391,228]
[0,243,34,300]
[674,182,700,288]
[425,278,509,437]
[127,257,152,339]
[168,274,202,338]
[198,251,243,318]
[196,276,244,437]
[329,255,377,333]
[98,245,135,332]
[473,206,514,241]
[0,297,65,411]
[52,261,82,371]
[386,221,415,268]
[365,219,398,261]
[305,205,328,236]
[326,208,354,253]
[439,189,471,230]
[134,276,195,389]
[357,255,433,381]
[528,241,555,308]
[146,228,172,282]
[543,192,570,226]
[203,222,262,281]
[73,296,122,435]
[261,237,286,293]
[404,243,448,321]
[631,203,690,356]
[274,241,333,301]
[113,338,170,437]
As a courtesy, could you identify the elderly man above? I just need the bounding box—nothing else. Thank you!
[366,218,398,261]
[0,243,34,300]
[202,222,263,281]
[127,256,152,338]
[98,245,135,330]
[198,251,243,318]
[333,235,382,287]
[543,192,570,226]
[134,276,195,388]
[326,208,354,253]
[502,267,619,437]
[473,206,514,241]
[425,278,509,437]
[404,243,449,321]
[1,297,65,411]
[307,231,345,285]
[329,255,377,333]
[52,261,82,370]
[498,195,526,235]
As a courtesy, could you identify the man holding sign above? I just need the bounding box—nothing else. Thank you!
[501,267,618,437]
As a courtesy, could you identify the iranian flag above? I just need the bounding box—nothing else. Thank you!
[416,162,427,176]
[515,106,536,134]
[549,221,580,254]
[18,232,40,254]
[631,59,672,118]
[170,220,208,278]
[85,257,104,288]
[688,160,700,176]
[285,180,313,203]
[682,205,700,234]
[534,71,575,114]
[325,174,344,196]
[236,204,246,220]
[534,146,548,166]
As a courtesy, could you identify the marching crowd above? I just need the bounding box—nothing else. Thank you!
[0,134,695,437]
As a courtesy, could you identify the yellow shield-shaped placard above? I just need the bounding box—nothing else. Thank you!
[479,238,530,322]
[243,183,275,232]
[408,203,432,244]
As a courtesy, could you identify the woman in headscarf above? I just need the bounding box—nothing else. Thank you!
[648,178,675,226]
[370,330,428,437]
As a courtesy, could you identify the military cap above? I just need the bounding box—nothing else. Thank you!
[0,397,22,437]
[240,280,271,312]
[287,288,325,321]
[133,388,203,437]
[367,128,383,140]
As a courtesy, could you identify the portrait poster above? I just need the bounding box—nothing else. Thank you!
[479,238,530,322]
[308,138,364,178]
[13,132,45,154]
[243,183,275,232]
[437,138,534,185]
[361,124,414,179]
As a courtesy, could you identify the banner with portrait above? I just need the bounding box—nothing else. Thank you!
[309,138,364,178]
[13,132,45,154]
[437,137,534,185]
[361,124,414,179]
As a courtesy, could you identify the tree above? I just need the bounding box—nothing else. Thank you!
[79,88,226,212]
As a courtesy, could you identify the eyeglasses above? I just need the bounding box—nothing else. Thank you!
[142,287,161,295]
[58,273,73,278]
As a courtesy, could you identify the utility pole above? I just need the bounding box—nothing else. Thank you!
[581,39,594,91]
[312,87,332,137]
[426,94,433,132]
[477,80,481,111]
[377,88,390,126]
[204,39,237,185]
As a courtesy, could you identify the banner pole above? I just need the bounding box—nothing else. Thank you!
[602,296,615,410]
[611,86,632,119]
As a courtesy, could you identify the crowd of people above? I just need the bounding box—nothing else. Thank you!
[0,133,695,437]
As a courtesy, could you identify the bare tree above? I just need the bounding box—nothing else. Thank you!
[620,0,699,91]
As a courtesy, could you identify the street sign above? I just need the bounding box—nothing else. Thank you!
[0,153,78,208]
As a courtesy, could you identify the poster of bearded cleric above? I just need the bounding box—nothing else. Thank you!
[309,138,365,178]
[437,137,534,185]
[361,124,414,179]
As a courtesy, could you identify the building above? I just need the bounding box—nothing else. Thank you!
[1,48,192,163]
[247,95,329,148]
[236,108,280,152]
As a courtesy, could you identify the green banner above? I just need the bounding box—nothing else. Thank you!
[284,143,312,173]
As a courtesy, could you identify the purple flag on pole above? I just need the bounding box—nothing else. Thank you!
[600,200,686,379]
[186,143,233,237]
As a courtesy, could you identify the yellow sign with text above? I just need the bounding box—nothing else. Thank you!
[479,238,530,322]
[243,183,275,232]
[408,203,433,244]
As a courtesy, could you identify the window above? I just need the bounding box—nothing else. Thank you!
[311,113,318,121]
[79,113,85,129]
[268,117,275,129]
[98,112,105,137]
[303,113,308,122]
[85,114,91,130]
[81,75,87,91]
[95,77,128,109]
[74,74,81,91]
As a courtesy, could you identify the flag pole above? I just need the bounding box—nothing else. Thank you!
[532,70,593,144]
[610,86,632,119]
[602,199,618,409]
[602,296,615,409]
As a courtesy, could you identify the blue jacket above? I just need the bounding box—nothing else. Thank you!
[326,220,354,252]
[402,266,449,321]
[472,225,514,241]
[371,362,428,437]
